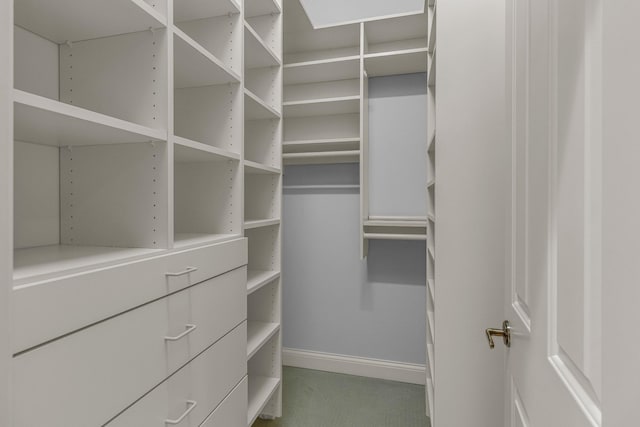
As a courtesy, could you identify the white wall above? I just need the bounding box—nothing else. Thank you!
[300,0,424,28]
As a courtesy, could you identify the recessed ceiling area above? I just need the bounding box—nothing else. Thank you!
[299,0,425,28]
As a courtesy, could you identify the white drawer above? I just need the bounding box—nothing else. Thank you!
[13,268,247,427]
[106,323,247,427]
[13,237,247,353]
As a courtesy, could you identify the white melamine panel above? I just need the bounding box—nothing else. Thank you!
[245,175,281,223]
[283,151,360,165]
[200,378,248,427]
[246,15,282,60]
[248,332,282,421]
[284,57,360,85]
[246,0,281,18]
[174,136,240,163]
[245,119,281,168]
[366,38,428,55]
[14,269,246,427]
[174,30,240,88]
[284,79,360,103]
[283,138,359,153]
[13,238,247,351]
[245,23,281,69]
[248,376,281,426]
[246,67,282,112]
[248,321,280,359]
[364,13,428,54]
[59,142,168,249]
[245,161,281,175]
[174,0,240,24]
[246,226,280,272]
[245,89,281,120]
[59,29,168,129]
[13,142,59,249]
[174,159,241,239]
[176,13,242,75]
[106,323,247,426]
[175,83,242,153]
[364,49,428,77]
[284,26,360,64]
[284,96,360,118]
[248,279,281,324]
[247,270,280,295]
[14,0,166,44]
[14,90,166,147]
[13,27,58,100]
[284,113,359,141]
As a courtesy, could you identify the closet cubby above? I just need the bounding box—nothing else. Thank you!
[246,225,280,280]
[248,332,282,426]
[173,144,241,249]
[245,119,282,169]
[245,174,281,229]
[247,279,281,360]
[284,24,360,64]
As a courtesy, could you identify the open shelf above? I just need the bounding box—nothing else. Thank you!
[364,13,428,55]
[174,136,240,163]
[14,0,166,44]
[248,376,281,426]
[245,174,280,229]
[173,233,241,249]
[284,56,360,85]
[247,321,280,359]
[245,22,281,69]
[364,48,428,77]
[364,233,427,241]
[246,0,281,18]
[14,90,166,147]
[245,219,281,230]
[245,89,282,120]
[364,216,427,241]
[247,270,281,294]
[283,138,360,153]
[174,0,239,23]
[283,150,360,165]
[283,96,360,118]
[284,24,360,64]
[173,29,240,88]
[364,218,427,228]
[245,160,281,175]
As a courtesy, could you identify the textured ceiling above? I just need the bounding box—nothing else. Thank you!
[299,0,425,28]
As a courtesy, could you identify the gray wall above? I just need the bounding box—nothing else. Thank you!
[281,75,428,365]
[300,0,424,27]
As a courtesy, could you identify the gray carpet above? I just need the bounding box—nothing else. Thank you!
[253,367,431,427]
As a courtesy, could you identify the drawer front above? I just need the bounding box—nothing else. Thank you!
[107,322,247,427]
[13,237,247,353]
[13,268,247,427]
[200,377,248,427]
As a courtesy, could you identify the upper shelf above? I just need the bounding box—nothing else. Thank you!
[14,89,166,147]
[284,24,360,64]
[174,0,240,23]
[364,13,428,53]
[174,136,240,163]
[15,0,166,43]
[174,29,240,88]
[283,137,360,153]
[245,89,282,120]
[245,22,281,69]
[364,48,428,77]
[283,96,360,118]
[245,0,281,18]
[284,56,360,85]
[245,160,281,175]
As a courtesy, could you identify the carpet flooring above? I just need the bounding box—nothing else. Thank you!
[253,367,431,427]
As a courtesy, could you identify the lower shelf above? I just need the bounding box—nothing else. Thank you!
[247,322,281,359]
[364,233,427,241]
[248,376,281,426]
[13,244,162,286]
[283,150,360,165]
[247,270,281,294]
[174,233,242,249]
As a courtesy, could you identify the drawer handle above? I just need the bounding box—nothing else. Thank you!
[164,324,197,341]
[165,400,197,425]
[165,266,198,277]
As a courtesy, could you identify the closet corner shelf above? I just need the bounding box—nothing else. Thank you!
[174,0,240,23]
[364,48,428,77]
[247,270,281,294]
[14,0,166,44]
[173,233,242,250]
[174,136,241,162]
[245,89,282,120]
[174,29,241,88]
[244,22,282,69]
[283,96,360,118]
[283,150,360,165]
[248,376,281,427]
[244,160,281,175]
[245,0,281,19]
[283,56,361,85]
[247,321,281,359]
[244,219,281,230]
[14,89,166,147]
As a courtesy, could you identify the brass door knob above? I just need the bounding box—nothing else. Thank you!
[485,320,511,349]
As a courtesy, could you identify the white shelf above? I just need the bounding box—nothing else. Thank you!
[428,48,436,88]
[427,132,436,153]
[173,233,241,249]
[364,48,428,77]
[174,136,240,162]
[247,321,280,359]
[244,160,281,175]
[174,0,240,23]
[364,13,428,51]
[244,219,281,230]
[284,56,360,85]
[247,270,281,294]
[283,150,360,165]
[364,219,427,228]
[245,89,282,120]
[428,7,437,54]
[428,278,435,300]
[283,96,360,118]
[245,22,281,69]
[283,138,360,153]
[428,244,435,259]
[364,233,427,241]
[245,0,281,18]
[248,376,281,427]
[15,0,166,43]
[14,89,166,147]
[174,29,240,88]
[427,309,435,343]
[427,343,435,380]
[13,244,162,286]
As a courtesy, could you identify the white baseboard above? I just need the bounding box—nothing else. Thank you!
[282,348,426,385]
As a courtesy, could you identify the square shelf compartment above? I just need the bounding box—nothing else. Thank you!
[245,14,282,64]
[14,24,168,132]
[246,225,280,276]
[174,144,241,249]
[284,17,359,64]
[248,332,282,425]
[245,118,282,170]
[245,173,281,228]
[248,280,281,359]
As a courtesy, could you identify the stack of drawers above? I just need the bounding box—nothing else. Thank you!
[12,238,248,427]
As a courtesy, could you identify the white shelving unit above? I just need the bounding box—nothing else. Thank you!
[244,0,283,424]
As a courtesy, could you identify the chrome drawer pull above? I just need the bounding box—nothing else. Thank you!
[164,324,197,341]
[165,400,197,425]
[165,266,198,277]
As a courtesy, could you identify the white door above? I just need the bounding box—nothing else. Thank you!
[503,0,602,425]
